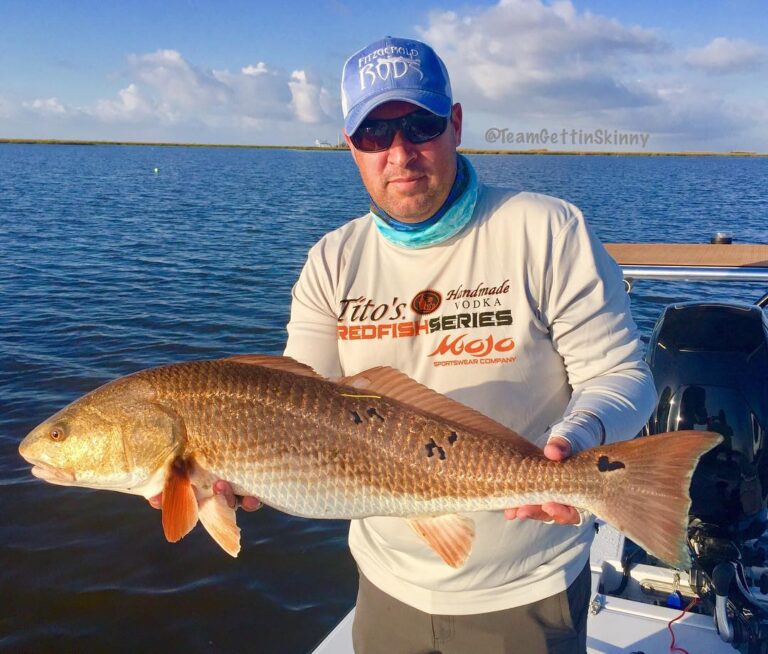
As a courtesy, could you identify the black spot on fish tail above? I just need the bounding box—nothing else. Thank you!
[366,407,384,422]
[597,455,626,472]
[350,411,362,424]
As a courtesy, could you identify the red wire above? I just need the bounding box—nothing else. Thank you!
[668,597,700,654]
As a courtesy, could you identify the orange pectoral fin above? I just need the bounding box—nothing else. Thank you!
[408,514,476,568]
[161,458,199,542]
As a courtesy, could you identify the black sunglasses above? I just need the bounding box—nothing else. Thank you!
[350,109,449,153]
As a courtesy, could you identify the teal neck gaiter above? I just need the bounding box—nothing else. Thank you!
[370,154,479,249]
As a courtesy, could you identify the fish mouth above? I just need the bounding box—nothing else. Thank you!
[30,463,76,485]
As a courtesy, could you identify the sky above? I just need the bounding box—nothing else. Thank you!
[1,0,767,151]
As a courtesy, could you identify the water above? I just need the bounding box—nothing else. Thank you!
[1,145,766,652]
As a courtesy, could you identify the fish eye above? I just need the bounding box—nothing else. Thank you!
[49,426,67,442]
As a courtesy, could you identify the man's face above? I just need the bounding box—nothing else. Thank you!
[345,101,463,224]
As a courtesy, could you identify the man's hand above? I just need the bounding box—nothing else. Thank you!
[504,436,581,525]
[211,481,263,511]
[147,481,262,512]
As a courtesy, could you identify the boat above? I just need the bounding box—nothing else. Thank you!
[313,241,768,654]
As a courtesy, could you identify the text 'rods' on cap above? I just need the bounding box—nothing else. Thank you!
[341,37,453,135]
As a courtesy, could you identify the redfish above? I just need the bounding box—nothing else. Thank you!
[19,355,721,568]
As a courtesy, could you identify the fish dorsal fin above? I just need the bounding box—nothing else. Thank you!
[162,458,199,542]
[339,367,541,456]
[408,514,475,568]
[197,493,241,557]
[224,354,321,379]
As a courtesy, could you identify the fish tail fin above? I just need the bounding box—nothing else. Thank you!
[586,431,721,568]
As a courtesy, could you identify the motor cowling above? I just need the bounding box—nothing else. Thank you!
[646,302,768,539]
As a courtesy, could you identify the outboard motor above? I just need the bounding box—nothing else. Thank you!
[646,302,768,653]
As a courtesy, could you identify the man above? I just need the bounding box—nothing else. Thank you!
[182,36,655,653]
[279,37,656,653]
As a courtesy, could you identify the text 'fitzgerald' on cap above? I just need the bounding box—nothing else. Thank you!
[341,36,453,135]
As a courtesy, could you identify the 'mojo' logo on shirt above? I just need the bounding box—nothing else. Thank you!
[428,333,515,358]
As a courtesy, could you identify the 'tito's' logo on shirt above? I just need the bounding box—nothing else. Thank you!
[411,290,442,315]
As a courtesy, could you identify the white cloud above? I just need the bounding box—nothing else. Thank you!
[415,0,766,150]
[9,49,339,142]
[288,70,332,123]
[418,0,664,114]
[7,49,339,142]
[90,83,167,123]
[84,49,335,129]
[22,97,67,115]
[211,61,291,121]
[128,49,233,112]
[242,62,270,76]
[686,37,766,75]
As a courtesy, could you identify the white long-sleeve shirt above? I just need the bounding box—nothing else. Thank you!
[284,183,656,614]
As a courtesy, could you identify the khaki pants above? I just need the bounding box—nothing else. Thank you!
[352,562,591,654]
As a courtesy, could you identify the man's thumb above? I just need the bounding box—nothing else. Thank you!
[544,436,572,461]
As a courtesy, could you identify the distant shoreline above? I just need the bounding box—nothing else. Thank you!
[0,138,765,157]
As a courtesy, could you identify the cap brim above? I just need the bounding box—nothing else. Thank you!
[344,89,452,135]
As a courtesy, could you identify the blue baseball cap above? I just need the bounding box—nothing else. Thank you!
[341,37,453,135]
